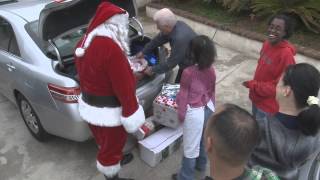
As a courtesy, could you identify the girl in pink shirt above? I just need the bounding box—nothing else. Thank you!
[173,35,217,180]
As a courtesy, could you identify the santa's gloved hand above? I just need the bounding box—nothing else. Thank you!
[120,105,145,133]
[132,120,155,140]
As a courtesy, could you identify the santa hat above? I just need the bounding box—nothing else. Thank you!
[75,2,127,57]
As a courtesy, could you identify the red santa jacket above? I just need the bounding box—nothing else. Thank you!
[75,36,145,133]
[247,40,296,114]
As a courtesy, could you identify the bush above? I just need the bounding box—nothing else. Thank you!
[204,0,251,12]
[204,0,320,33]
[251,0,320,33]
[217,0,251,12]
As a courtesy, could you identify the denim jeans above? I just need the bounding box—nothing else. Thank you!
[252,105,269,121]
[178,106,213,180]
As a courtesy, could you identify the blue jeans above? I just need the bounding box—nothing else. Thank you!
[178,106,213,180]
[252,105,268,121]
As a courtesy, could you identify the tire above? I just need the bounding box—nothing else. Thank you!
[16,94,49,141]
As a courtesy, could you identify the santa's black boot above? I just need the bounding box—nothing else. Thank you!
[120,153,134,166]
[104,174,134,180]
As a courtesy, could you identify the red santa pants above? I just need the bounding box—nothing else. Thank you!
[88,124,127,176]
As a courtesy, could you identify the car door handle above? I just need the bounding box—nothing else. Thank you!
[6,63,16,71]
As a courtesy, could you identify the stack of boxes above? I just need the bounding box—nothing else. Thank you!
[137,84,183,167]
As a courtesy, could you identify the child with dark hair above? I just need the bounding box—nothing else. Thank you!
[249,63,320,179]
[243,13,296,119]
[172,35,217,180]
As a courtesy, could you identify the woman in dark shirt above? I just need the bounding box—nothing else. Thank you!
[249,63,320,179]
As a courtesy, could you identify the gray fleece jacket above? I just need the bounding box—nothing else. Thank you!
[248,114,320,179]
[142,21,196,74]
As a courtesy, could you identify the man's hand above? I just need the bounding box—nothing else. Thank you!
[135,51,144,59]
[143,66,154,76]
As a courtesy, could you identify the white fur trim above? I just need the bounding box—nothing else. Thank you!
[120,105,145,133]
[75,47,85,57]
[97,161,120,177]
[78,12,130,57]
[78,95,122,127]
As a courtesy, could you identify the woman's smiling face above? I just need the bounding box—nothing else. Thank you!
[268,18,286,45]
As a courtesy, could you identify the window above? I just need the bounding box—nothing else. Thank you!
[0,17,20,56]
[8,34,20,56]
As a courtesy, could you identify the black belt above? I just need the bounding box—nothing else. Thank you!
[81,92,121,107]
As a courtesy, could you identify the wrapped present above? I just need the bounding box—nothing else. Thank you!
[153,84,180,128]
[160,84,180,99]
[128,56,148,72]
[154,95,178,109]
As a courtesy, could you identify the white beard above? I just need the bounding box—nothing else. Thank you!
[103,21,130,55]
[82,13,131,56]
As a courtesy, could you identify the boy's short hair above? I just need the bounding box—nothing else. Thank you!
[207,104,260,166]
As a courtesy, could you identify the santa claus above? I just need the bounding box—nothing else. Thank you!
[74,2,145,180]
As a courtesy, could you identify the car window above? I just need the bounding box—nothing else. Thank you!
[0,17,11,51]
[8,34,20,56]
[0,16,20,56]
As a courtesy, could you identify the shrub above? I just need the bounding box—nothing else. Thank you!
[251,0,320,33]
[203,0,251,12]
[218,0,251,12]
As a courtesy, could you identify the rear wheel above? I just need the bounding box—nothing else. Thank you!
[16,94,49,141]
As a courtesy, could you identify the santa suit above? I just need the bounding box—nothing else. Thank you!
[74,2,145,178]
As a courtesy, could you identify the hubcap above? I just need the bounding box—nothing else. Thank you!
[20,100,39,134]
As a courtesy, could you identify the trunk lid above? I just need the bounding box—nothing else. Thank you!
[39,0,137,41]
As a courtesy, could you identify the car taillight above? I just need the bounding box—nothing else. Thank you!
[48,84,80,103]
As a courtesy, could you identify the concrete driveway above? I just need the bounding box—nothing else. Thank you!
[0,14,256,180]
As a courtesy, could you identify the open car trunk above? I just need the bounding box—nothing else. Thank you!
[54,35,166,88]
[37,0,166,87]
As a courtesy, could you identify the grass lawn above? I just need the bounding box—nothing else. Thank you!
[159,0,320,51]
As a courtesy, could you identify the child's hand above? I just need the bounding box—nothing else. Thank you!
[242,80,255,89]
[242,81,249,88]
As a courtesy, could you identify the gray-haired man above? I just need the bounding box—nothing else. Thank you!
[136,8,196,83]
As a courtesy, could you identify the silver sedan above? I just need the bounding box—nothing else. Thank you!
[0,0,167,142]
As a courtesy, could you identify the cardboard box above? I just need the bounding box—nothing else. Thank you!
[138,126,183,167]
[153,84,180,128]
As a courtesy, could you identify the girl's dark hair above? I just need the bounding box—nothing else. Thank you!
[268,13,295,39]
[283,63,320,136]
[188,35,216,70]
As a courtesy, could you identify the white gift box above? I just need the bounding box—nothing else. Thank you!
[153,99,179,129]
[138,126,183,167]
